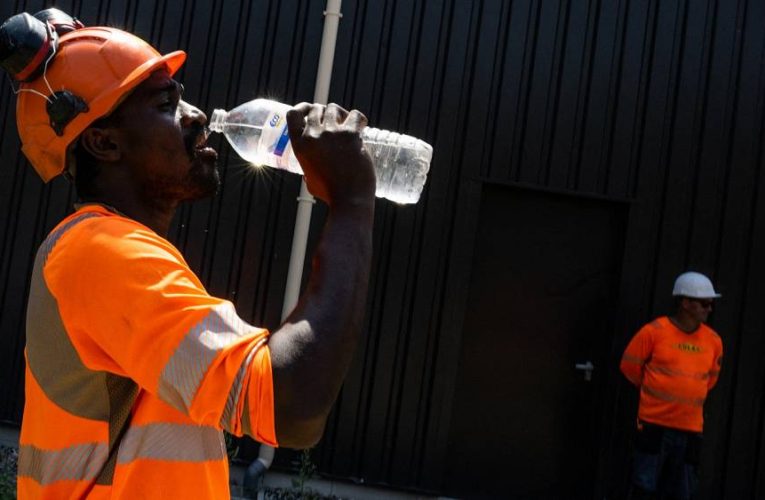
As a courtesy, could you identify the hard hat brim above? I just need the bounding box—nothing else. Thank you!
[673,292,722,299]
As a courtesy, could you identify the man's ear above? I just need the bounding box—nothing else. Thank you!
[79,127,121,162]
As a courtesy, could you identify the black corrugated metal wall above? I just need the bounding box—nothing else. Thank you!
[1,0,764,498]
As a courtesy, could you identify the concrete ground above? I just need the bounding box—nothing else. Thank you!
[230,465,450,499]
[2,424,450,500]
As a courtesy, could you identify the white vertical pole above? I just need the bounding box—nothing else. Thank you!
[281,0,344,321]
[249,0,344,484]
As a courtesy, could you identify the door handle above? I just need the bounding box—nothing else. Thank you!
[575,361,595,381]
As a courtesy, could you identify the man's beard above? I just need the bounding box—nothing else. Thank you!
[140,153,220,206]
[183,154,220,201]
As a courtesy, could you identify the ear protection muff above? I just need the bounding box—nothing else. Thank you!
[33,8,85,35]
[0,9,186,181]
[0,12,60,82]
[0,9,88,133]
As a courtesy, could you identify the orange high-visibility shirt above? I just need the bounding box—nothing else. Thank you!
[18,204,277,499]
[620,316,722,432]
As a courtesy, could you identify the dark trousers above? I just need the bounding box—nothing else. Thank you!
[629,422,702,500]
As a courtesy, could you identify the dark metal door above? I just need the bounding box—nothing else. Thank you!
[444,185,625,499]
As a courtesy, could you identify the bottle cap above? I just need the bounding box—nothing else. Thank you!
[208,109,227,133]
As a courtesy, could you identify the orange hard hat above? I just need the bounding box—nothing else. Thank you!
[15,26,186,181]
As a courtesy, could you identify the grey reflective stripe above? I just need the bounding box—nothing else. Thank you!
[646,364,710,380]
[117,423,225,463]
[27,251,111,421]
[642,385,705,407]
[27,210,129,423]
[622,354,645,365]
[220,339,266,432]
[158,303,254,413]
[18,442,108,485]
[39,212,103,263]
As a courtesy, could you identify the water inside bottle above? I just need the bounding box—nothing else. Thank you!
[209,103,433,203]
[224,124,266,166]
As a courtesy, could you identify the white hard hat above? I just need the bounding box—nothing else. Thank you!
[672,272,721,299]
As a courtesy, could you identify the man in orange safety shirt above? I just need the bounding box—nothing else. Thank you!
[621,272,723,500]
[1,8,375,499]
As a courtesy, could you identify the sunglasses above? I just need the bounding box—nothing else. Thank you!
[689,298,714,309]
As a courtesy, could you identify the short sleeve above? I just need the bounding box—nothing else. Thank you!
[43,211,276,444]
[620,323,655,385]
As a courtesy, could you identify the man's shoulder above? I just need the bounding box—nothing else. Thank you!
[56,205,149,238]
[641,316,668,333]
[47,206,176,256]
[41,206,201,299]
[700,323,722,344]
[42,205,185,274]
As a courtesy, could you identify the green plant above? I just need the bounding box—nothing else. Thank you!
[0,446,18,500]
[262,486,344,500]
[291,448,317,494]
[258,448,345,500]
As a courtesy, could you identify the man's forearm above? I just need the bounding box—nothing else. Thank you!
[268,201,374,447]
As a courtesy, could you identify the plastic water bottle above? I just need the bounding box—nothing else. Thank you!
[208,99,433,204]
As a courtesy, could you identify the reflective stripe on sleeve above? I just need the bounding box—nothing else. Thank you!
[117,423,226,463]
[220,337,267,433]
[622,354,645,365]
[158,303,254,413]
[18,442,108,485]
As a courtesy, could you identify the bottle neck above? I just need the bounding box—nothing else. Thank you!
[208,109,228,133]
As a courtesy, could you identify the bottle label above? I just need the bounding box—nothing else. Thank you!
[273,125,290,157]
[262,110,290,157]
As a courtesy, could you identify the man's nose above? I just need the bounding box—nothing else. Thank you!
[178,100,207,127]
